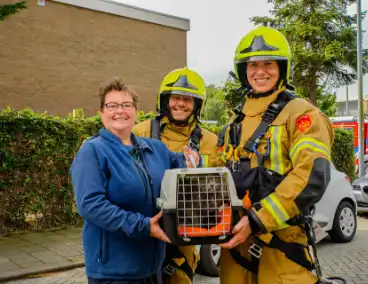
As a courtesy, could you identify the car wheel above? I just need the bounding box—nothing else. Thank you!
[329,201,357,243]
[197,244,220,277]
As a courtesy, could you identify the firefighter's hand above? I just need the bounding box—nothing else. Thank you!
[183,146,200,168]
[220,216,252,249]
[149,211,172,243]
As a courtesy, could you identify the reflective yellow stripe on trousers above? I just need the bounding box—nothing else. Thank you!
[260,193,290,229]
[290,138,330,164]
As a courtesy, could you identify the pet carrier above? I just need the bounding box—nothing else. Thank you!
[157,167,243,245]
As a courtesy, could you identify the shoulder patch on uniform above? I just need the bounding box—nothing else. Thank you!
[296,114,312,132]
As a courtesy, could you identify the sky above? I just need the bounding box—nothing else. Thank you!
[116,0,368,102]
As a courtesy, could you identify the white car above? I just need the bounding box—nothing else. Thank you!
[352,175,368,212]
[196,164,358,277]
[313,164,357,243]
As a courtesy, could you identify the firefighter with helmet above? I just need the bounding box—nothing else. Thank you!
[133,67,222,284]
[217,26,334,283]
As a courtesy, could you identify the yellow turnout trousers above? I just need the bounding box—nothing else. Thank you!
[164,245,199,284]
[220,239,318,284]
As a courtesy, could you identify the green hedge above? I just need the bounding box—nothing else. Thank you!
[0,108,355,234]
[0,108,101,234]
[331,128,356,182]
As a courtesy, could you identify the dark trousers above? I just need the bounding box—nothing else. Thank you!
[88,273,163,284]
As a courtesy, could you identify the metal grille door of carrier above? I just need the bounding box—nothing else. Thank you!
[176,173,231,240]
[157,167,243,245]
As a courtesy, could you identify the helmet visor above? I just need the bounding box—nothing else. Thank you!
[236,55,288,64]
[163,90,203,100]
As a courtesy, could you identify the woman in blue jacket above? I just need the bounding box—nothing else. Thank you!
[70,79,199,284]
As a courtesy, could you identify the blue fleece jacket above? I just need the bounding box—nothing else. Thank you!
[70,129,186,280]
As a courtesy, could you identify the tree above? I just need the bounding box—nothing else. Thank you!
[297,87,337,117]
[203,81,246,125]
[0,1,27,22]
[215,80,250,124]
[218,80,243,112]
[317,90,337,117]
[202,84,231,125]
[251,0,368,106]
[203,85,221,122]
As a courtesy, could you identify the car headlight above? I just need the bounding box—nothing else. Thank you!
[353,184,361,191]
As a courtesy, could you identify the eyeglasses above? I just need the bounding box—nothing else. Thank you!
[104,102,135,111]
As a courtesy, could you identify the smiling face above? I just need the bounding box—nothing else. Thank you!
[100,90,137,135]
[168,94,195,121]
[246,60,280,93]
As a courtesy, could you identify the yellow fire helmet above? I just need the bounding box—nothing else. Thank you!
[234,26,292,88]
[157,67,206,119]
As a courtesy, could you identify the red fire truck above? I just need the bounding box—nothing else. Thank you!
[330,116,368,173]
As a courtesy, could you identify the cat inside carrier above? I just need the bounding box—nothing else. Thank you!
[157,167,243,245]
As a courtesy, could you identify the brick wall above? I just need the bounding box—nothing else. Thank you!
[0,0,187,116]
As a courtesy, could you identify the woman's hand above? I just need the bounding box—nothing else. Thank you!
[149,211,171,243]
[183,146,200,168]
[220,216,252,249]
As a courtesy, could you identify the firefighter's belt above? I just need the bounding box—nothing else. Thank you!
[150,115,202,152]
[163,244,193,282]
[230,233,314,274]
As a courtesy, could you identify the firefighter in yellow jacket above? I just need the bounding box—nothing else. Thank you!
[132,67,222,284]
[217,26,334,283]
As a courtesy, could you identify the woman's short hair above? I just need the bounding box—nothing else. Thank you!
[99,78,139,110]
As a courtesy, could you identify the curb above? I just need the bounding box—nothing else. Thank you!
[0,262,85,283]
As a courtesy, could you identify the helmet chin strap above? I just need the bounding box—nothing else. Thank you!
[166,110,196,126]
[248,79,286,98]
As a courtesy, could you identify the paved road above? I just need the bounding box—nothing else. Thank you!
[5,269,214,284]
[6,216,368,284]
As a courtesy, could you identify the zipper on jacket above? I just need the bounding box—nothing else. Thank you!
[99,228,102,263]
[145,170,156,272]
[133,160,157,272]
[138,158,155,216]
[132,142,158,272]
[140,160,156,272]
[99,229,109,264]
[133,161,149,198]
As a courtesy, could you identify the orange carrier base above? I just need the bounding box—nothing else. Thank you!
[162,206,242,246]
